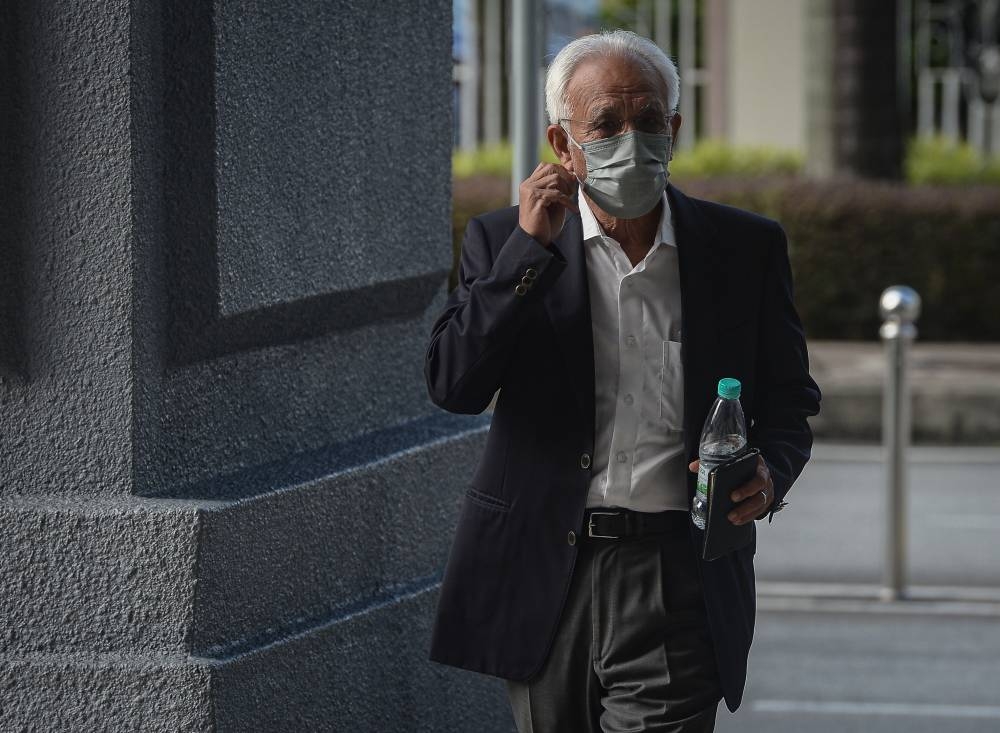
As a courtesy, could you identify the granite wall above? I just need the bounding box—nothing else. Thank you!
[0,1,511,729]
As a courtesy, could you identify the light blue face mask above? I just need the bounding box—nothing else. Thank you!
[566,128,673,219]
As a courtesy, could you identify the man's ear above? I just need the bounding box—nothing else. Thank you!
[546,124,575,171]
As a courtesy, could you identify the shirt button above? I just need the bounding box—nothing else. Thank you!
[580,453,592,469]
[623,394,634,406]
[626,335,637,347]
[567,531,577,546]
[616,451,627,463]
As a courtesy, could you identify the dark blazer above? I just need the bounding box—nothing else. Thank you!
[424,184,821,713]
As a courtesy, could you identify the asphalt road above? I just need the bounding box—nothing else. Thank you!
[755,444,1000,588]
[716,609,1000,733]
[716,443,1000,732]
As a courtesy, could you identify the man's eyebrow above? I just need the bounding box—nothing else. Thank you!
[585,104,619,120]
[585,100,666,120]
[636,100,667,115]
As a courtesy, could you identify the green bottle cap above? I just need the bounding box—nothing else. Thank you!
[717,377,741,399]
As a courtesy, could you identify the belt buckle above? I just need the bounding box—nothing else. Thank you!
[587,511,622,539]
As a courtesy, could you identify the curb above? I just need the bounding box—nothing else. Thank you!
[757,581,1000,617]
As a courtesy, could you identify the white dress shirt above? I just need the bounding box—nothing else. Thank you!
[580,189,688,512]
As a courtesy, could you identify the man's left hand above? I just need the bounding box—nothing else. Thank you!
[687,455,774,525]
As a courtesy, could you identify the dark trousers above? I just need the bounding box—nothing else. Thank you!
[505,512,722,732]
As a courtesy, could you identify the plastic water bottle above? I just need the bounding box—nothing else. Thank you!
[691,377,748,529]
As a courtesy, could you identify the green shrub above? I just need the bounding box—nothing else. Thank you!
[658,178,1000,341]
[905,136,1000,185]
[669,140,803,180]
[451,175,511,290]
[453,143,558,179]
[452,139,803,180]
[452,174,1000,341]
[454,136,1000,184]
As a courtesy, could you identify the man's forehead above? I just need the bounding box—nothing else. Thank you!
[566,55,667,114]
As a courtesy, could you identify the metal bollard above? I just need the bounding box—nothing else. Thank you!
[878,286,921,601]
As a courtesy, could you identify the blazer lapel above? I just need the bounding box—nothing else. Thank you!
[542,212,596,447]
[540,188,730,472]
[669,184,725,465]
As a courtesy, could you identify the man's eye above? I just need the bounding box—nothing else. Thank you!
[637,116,666,133]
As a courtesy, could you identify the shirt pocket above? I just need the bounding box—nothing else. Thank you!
[659,339,684,431]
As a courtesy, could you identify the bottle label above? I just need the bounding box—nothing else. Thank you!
[696,462,711,498]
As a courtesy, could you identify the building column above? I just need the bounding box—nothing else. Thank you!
[0,0,507,728]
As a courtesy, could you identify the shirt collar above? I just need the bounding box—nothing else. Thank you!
[578,187,676,249]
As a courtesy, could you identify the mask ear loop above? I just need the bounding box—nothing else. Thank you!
[665,111,677,164]
[560,122,588,186]
[560,121,582,150]
[661,124,675,180]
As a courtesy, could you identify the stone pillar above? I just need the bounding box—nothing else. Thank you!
[0,1,508,729]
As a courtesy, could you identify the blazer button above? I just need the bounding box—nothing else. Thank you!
[580,452,591,469]
[521,275,532,286]
[525,268,538,280]
[514,283,528,296]
[567,531,577,546]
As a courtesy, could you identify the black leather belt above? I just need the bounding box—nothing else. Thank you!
[582,507,689,541]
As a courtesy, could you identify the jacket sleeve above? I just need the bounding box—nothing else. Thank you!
[750,223,822,522]
[424,215,567,414]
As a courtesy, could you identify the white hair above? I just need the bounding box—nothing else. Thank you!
[544,30,680,124]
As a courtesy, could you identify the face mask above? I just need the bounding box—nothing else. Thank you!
[566,129,673,219]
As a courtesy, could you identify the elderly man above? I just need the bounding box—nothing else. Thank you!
[424,30,820,733]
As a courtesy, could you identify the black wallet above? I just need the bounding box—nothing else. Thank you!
[702,448,760,561]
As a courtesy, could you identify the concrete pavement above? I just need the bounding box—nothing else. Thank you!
[716,610,1000,733]
[716,442,1000,732]
[755,443,1000,588]
[808,341,1000,444]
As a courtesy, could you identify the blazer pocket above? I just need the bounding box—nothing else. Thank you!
[464,486,511,513]
[659,339,684,431]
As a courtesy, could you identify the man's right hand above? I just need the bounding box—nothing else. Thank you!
[517,162,579,247]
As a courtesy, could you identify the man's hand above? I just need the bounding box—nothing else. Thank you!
[518,162,579,246]
[687,454,774,525]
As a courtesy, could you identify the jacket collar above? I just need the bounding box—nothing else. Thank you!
[541,184,724,460]
[669,184,726,461]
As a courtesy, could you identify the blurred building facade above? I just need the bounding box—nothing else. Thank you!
[912,0,1000,154]
[454,0,1000,172]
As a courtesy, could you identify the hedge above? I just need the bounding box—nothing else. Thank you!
[453,140,802,181]
[454,137,999,185]
[905,137,1000,186]
[451,175,1000,341]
